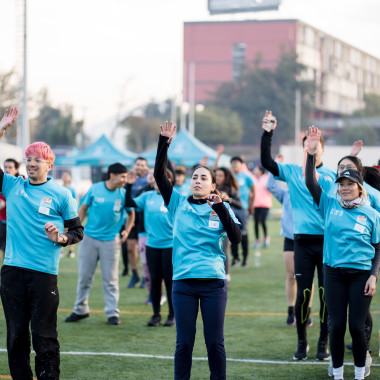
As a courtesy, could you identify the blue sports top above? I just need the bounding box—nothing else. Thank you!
[316,190,380,270]
[235,172,254,210]
[167,188,240,280]
[275,163,336,235]
[2,173,78,275]
[82,182,126,241]
[133,190,173,249]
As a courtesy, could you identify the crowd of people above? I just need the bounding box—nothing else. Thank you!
[0,107,379,380]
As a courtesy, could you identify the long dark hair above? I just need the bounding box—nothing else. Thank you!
[215,167,239,192]
[363,166,380,191]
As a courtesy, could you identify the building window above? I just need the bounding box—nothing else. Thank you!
[232,43,246,81]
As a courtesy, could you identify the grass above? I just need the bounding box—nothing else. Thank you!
[0,212,379,379]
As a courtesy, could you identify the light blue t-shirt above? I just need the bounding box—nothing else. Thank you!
[276,163,336,235]
[266,173,294,240]
[2,173,78,275]
[133,190,173,249]
[235,172,254,210]
[174,179,191,197]
[82,182,126,241]
[65,185,76,199]
[167,188,240,280]
[316,190,380,270]
[319,176,380,213]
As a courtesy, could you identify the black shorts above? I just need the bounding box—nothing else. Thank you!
[0,222,6,251]
[283,237,294,252]
[127,225,138,240]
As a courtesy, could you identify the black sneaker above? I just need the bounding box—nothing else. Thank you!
[107,316,121,325]
[163,315,175,327]
[147,314,162,326]
[65,312,90,322]
[286,314,296,326]
[316,340,330,360]
[293,340,309,360]
[231,258,240,266]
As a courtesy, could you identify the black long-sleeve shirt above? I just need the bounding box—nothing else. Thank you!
[260,131,280,177]
[154,135,241,244]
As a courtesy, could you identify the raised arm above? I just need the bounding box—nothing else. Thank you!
[260,110,280,177]
[153,121,176,206]
[350,140,363,157]
[125,170,138,208]
[305,126,322,206]
[213,144,224,170]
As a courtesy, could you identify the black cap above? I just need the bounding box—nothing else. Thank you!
[335,169,363,185]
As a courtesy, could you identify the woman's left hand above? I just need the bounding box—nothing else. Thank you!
[364,275,377,296]
[207,194,222,207]
[45,222,60,243]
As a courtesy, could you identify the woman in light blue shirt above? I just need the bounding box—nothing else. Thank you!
[305,126,380,380]
[154,122,241,380]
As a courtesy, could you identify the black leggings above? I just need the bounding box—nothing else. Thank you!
[146,246,174,317]
[324,265,372,368]
[254,207,269,239]
[294,236,327,343]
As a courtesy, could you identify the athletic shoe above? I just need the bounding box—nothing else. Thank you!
[160,295,167,306]
[231,257,240,266]
[127,274,140,288]
[144,296,152,305]
[263,236,270,248]
[147,314,162,326]
[241,259,247,267]
[365,352,372,377]
[108,316,121,325]
[306,314,313,327]
[68,251,75,258]
[293,340,309,360]
[286,314,296,326]
[139,277,146,289]
[65,312,90,322]
[163,315,175,327]
[254,240,260,249]
[316,340,330,360]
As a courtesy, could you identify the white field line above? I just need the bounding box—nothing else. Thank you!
[0,348,378,366]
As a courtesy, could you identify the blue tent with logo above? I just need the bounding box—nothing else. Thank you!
[54,134,137,166]
[142,129,230,167]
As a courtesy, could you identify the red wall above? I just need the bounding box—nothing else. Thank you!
[183,20,297,103]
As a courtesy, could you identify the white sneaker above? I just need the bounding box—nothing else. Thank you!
[328,357,333,377]
[160,295,167,306]
[365,352,372,377]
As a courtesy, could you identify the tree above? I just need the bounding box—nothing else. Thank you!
[30,89,84,146]
[211,51,315,145]
[352,93,380,117]
[194,106,243,145]
[336,125,379,146]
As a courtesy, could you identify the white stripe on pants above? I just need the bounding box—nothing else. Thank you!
[73,234,120,318]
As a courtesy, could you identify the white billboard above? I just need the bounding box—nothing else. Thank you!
[208,0,281,14]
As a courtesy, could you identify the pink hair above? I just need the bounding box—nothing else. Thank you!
[25,142,55,164]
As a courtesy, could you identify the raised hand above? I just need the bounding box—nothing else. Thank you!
[127,169,137,184]
[350,140,363,156]
[0,107,19,138]
[160,121,177,144]
[216,144,224,156]
[207,193,222,207]
[275,154,284,163]
[262,110,277,132]
[305,126,321,155]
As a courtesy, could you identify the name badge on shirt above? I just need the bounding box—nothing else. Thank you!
[113,199,122,212]
[38,197,52,215]
[209,210,220,228]
[354,223,365,233]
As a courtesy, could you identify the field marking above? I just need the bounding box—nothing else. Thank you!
[0,348,379,367]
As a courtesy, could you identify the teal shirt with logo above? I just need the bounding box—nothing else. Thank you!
[2,173,78,275]
[316,190,380,270]
[167,188,240,280]
[82,182,126,241]
[275,163,336,235]
[133,190,173,249]
[235,172,254,210]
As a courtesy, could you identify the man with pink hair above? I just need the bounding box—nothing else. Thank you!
[0,108,84,380]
